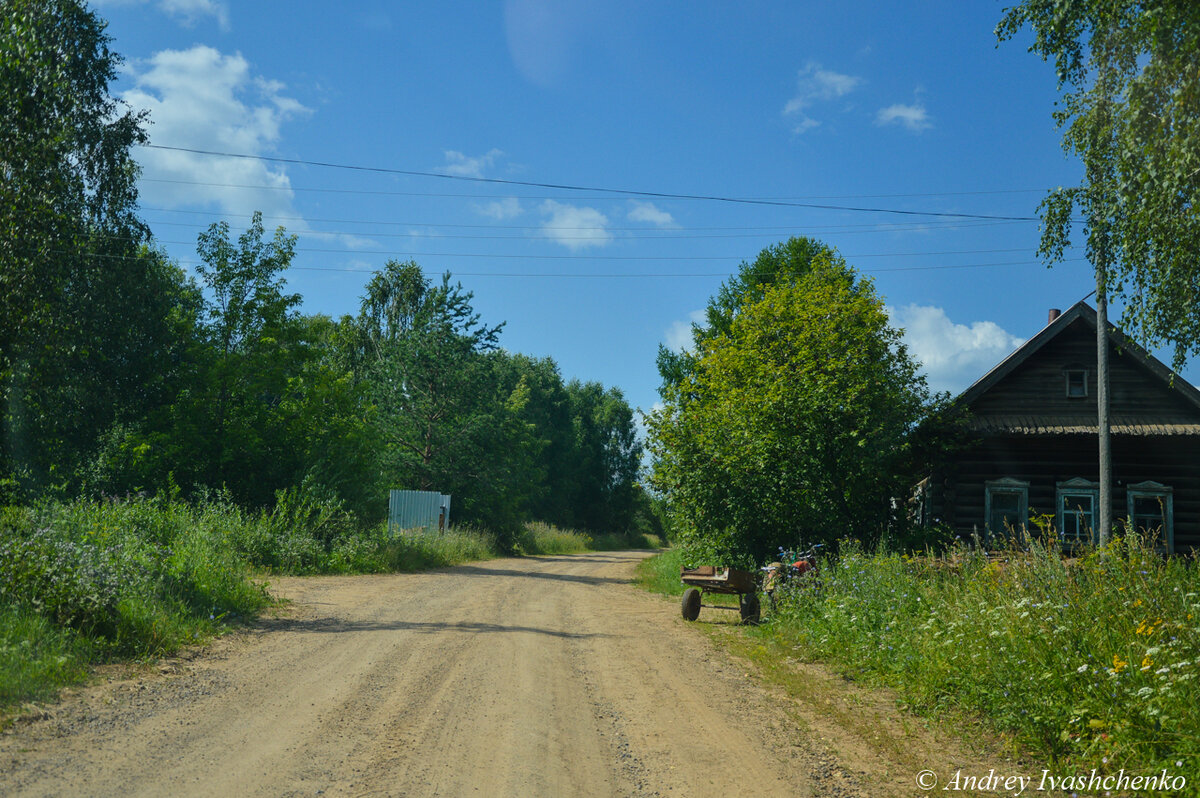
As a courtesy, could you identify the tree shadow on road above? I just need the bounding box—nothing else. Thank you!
[450,564,630,586]
[255,616,609,639]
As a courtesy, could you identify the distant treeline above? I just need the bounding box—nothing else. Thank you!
[0,2,656,548]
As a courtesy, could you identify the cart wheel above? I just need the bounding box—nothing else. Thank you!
[739,592,760,624]
[681,588,701,621]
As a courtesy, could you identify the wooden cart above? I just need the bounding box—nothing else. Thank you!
[679,565,760,624]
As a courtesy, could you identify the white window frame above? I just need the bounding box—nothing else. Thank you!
[1057,477,1100,546]
[1127,481,1174,553]
[985,478,1029,539]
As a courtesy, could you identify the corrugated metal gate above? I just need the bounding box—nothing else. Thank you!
[388,489,452,536]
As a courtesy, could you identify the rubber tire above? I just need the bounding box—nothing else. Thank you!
[739,592,761,625]
[681,588,701,621]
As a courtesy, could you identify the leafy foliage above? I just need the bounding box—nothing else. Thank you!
[997,0,1200,371]
[649,245,944,566]
[0,1,192,496]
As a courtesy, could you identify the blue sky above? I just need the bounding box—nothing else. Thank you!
[93,0,1199,421]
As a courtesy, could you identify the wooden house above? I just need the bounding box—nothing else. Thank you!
[920,302,1200,552]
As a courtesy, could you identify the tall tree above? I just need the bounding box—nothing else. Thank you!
[998,0,1200,543]
[356,262,527,533]
[566,380,643,534]
[648,255,940,566]
[1,0,162,494]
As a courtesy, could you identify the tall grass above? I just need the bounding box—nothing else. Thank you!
[759,534,1199,777]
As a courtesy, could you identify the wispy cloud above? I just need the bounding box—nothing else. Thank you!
[539,200,611,250]
[876,102,932,132]
[664,309,706,352]
[476,197,524,220]
[98,0,230,30]
[887,305,1023,394]
[441,149,504,178]
[123,46,309,222]
[627,200,677,229]
[783,62,862,134]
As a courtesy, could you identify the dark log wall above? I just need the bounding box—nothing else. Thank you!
[972,318,1199,421]
[929,434,1200,552]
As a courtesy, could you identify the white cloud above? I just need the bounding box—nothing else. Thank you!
[476,197,524,220]
[442,149,504,178]
[98,0,230,30]
[783,62,862,134]
[876,102,932,132]
[627,200,677,229]
[664,309,707,352]
[887,305,1024,394]
[123,46,310,223]
[539,200,611,250]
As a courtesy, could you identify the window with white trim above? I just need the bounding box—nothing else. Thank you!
[1127,481,1174,553]
[985,478,1028,538]
[1057,478,1100,546]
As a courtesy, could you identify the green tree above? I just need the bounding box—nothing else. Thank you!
[566,380,643,535]
[648,256,940,566]
[0,1,177,496]
[356,262,534,539]
[998,0,1200,541]
[656,237,843,391]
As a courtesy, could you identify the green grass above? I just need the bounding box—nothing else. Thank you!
[517,521,592,555]
[635,546,685,595]
[634,535,1199,783]
[0,497,273,713]
[0,603,90,706]
[376,525,502,570]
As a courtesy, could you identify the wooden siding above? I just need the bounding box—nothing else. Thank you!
[929,433,1200,552]
[971,318,1200,424]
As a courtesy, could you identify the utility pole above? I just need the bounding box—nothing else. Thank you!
[1091,37,1115,547]
[1095,268,1112,546]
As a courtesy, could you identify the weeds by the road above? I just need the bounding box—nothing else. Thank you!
[0,498,271,712]
[636,546,685,595]
[639,536,1200,783]
[517,521,663,555]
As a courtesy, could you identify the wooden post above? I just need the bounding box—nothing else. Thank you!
[1096,275,1112,545]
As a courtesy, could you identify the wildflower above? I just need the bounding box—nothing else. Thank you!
[1110,655,1128,674]
[1077,664,1089,673]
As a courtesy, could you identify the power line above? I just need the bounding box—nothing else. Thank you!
[48,247,1084,277]
[140,175,1047,202]
[137,237,1061,262]
[136,214,1033,239]
[140,144,1040,222]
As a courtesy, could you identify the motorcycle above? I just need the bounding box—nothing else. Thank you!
[761,544,823,612]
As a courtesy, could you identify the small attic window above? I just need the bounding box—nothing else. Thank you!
[1065,369,1088,398]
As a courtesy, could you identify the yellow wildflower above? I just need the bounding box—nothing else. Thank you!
[1111,655,1129,674]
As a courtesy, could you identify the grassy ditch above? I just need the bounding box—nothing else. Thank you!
[1,495,660,712]
[638,537,1199,781]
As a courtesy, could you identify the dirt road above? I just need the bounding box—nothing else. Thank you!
[0,551,1005,797]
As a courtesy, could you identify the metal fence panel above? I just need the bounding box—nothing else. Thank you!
[388,489,451,536]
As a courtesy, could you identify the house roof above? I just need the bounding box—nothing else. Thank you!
[964,415,1200,436]
[955,301,1200,433]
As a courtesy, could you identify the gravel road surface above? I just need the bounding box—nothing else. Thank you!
[1,551,996,797]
